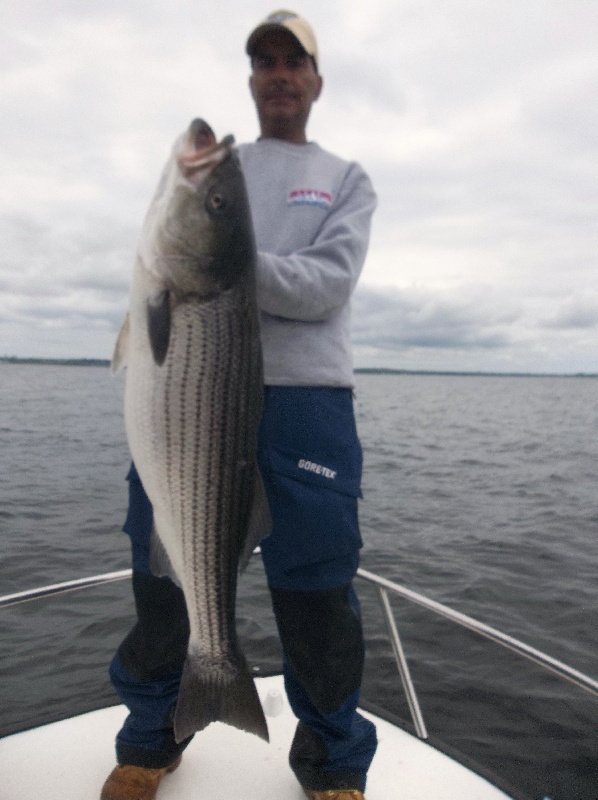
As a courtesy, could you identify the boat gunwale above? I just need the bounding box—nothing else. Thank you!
[2,565,596,701]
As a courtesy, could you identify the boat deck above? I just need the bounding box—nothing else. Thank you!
[1,675,512,800]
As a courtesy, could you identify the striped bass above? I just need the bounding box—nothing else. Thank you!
[112,119,270,744]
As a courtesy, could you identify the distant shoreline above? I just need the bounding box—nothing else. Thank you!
[1,356,596,378]
[353,367,598,378]
[0,357,110,368]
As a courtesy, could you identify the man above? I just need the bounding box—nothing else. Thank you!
[101,10,377,800]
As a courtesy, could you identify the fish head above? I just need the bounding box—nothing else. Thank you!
[142,119,255,299]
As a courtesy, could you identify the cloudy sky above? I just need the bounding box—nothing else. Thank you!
[2,1,597,373]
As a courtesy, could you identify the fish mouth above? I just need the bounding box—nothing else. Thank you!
[177,119,234,180]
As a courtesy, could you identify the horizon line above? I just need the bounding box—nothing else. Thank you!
[1,356,596,379]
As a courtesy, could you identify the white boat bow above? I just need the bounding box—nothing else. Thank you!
[1,567,596,800]
[1,674,512,800]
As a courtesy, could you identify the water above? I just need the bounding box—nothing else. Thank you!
[1,365,596,799]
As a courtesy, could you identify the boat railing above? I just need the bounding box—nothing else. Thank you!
[355,567,598,739]
[2,565,597,741]
[0,570,133,608]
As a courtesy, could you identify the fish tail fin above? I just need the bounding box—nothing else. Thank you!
[173,655,269,744]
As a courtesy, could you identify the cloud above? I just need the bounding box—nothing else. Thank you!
[540,292,598,331]
[351,282,598,373]
[0,0,597,372]
[352,284,517,350]
[0,211,132,359]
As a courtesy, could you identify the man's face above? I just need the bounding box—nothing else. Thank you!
[249,29,323,143]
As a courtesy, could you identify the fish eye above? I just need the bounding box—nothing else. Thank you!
[209,192,226,211]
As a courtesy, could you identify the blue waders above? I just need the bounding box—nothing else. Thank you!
[110,387,377,791]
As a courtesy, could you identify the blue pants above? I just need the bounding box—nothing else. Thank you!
[110,387,377,791]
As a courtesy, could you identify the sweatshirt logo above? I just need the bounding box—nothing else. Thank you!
[287,188,333,209]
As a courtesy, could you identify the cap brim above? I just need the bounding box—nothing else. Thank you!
[246,23,301,55]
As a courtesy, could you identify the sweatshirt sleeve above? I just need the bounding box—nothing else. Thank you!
[256,163,377,322]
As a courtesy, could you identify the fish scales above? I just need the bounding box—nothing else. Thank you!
[154,296,259,662]
[113,119,270,744]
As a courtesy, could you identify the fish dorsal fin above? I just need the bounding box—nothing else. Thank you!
[147,290,171,366]
[239,468,272,572]
[149,525,181,587]
[111,313,130,374]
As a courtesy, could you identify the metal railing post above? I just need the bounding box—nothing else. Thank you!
[376,586,428,739]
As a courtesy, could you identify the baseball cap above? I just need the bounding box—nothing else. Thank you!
[246,9,319,71]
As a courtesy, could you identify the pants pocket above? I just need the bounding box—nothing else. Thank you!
[259,443,363,577]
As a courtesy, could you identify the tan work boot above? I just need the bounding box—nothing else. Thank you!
[100,755,182,800]
[303,791,365,800]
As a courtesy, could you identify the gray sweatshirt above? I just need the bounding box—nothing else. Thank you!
[237,139,376,388]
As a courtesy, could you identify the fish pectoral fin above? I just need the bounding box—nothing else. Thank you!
[147,290,171,366]
[110,313,130,374]
[149,525,180,586]
[239,468,272,572]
